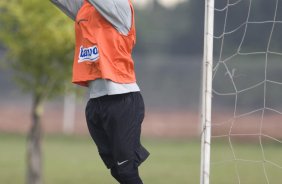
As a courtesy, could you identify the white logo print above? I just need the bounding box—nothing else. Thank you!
[78,45,99,63]
[117,160,129,166]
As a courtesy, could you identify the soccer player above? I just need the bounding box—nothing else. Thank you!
[51,0,150,183]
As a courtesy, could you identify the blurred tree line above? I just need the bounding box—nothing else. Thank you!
[134,0,205,56]
[134,0,282,56]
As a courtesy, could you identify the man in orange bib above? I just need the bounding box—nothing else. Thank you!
[51,0,149,183]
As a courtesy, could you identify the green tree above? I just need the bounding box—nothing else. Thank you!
[0,1,74,184]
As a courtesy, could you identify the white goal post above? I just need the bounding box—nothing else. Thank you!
[200,0,215,184]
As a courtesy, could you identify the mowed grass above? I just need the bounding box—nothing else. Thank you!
[210,138,282,184]
[0,133,200,184]
[0,133,281,184]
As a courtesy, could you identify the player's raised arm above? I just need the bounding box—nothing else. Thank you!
[50,0,83,21]
[88,0,132,35]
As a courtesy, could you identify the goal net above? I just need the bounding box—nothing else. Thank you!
[201,0,282,183]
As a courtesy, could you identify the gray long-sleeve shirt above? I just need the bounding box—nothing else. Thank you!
[51,0,140,98]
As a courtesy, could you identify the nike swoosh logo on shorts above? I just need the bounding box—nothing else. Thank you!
[117,160,129,166]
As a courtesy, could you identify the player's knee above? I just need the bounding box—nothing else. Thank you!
[111,167,122,183]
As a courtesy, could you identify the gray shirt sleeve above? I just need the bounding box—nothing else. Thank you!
[51,0,132,35]
[88,0,132,35]
[50,0,83,21]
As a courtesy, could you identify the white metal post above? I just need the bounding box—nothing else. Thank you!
[200,0,214,184]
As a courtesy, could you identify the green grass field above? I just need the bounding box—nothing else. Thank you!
[0,133,281,184]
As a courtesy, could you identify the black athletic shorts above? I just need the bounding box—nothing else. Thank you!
[85,92,150,169]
